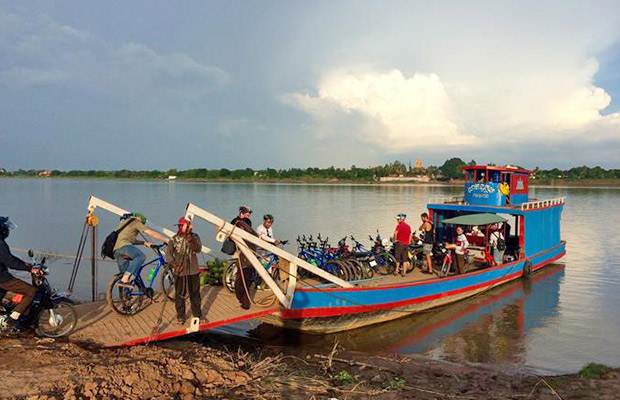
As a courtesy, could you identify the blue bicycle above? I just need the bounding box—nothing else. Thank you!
[106,244,175,315]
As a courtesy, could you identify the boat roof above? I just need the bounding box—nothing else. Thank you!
[461,165,533,175]
[441,213,507,226]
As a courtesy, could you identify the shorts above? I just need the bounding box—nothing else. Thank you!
[423,243,433,255]
[394,242,408,263]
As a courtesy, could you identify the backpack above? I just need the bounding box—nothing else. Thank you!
[101,218,135,260]
[495,232,506,252]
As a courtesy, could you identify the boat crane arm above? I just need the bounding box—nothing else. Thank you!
[87,196,211,254]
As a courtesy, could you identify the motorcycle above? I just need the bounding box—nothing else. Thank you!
[0,250,77,337]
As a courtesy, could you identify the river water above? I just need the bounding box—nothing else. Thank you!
[1,178,619,373]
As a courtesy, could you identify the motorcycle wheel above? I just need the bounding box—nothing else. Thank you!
[161,264,175,301]
[375,252,396,275]
[223,260,238,293]
[107,275,144,315]
[36,300,77,338]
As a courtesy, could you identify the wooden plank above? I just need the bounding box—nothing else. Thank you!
[70,285,279,347]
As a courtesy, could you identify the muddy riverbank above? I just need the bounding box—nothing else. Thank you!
[1,332,618,400]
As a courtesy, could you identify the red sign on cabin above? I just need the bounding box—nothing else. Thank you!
[510,174,529,195]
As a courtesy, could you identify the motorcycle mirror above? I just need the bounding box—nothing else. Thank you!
[41,256,46,264]
[28,249,34,258]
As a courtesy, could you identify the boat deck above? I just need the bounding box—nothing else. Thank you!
[69,268,466,347]
[71,286,278,347]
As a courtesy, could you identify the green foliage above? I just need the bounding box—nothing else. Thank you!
[578,363,610,379]
[330,370,357,385]
[385,376,406,390]
[4,160,620,182]
[439,157,467,179]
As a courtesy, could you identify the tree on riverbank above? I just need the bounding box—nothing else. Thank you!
[4,161,620,182]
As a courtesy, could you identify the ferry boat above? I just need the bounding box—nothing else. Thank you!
[75,168,566,346]
[257,165,566,333]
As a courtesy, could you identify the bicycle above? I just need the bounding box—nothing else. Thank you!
[223,251,281,292]
[106,244,175,315]
[297,235,349,281]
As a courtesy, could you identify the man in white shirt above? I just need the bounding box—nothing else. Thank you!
[256,214,281,246]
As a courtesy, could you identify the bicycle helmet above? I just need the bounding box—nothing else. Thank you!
[263,214,274,221]
[132,212,147,224]
[239,205,252,214]
[0,216,17,240]
[396,213,407,220]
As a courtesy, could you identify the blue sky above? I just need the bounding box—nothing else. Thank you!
[1,0,619,170]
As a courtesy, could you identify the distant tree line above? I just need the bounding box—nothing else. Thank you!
[2,159,619,182]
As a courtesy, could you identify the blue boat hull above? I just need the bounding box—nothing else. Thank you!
[261,242,566,333]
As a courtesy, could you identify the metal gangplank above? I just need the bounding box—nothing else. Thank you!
[67,198,351,347]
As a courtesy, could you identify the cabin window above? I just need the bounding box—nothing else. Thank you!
[475,170,487,182]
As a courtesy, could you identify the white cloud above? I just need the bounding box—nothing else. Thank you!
[0,6,228,99]
[281,2,620,154]
[0,67,70,88]
[285,69,479,150]
[285,62,619,152]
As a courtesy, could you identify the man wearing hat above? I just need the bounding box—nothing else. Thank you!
[392,213,412,277]
[230,206,257,309]
[166,216,203,325]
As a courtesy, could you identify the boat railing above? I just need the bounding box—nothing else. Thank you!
[520,197,566,210]
[428,196,466,205]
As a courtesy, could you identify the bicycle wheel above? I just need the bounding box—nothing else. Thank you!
[359,259,375,279]
[161,264,175,301]
[223,260,238,293]
[375,252,396,275]
[107,275,144,315]
[323,260,344,281]
[36,300,77,338]
[336,260,353,281]
[346,259,364,281]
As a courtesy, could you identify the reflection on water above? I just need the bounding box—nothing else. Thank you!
[248,265,563,372]
[1,179,620,373]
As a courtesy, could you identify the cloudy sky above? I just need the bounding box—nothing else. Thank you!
[1,0,619,170]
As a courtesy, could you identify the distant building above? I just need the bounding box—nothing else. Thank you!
[0,168,6,174]
[38,170,52,177]
[415,158,423,171]
[379,175,430,183]
[168,175,177,180]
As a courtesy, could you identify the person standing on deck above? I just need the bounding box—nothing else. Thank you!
[489,223,506,266]
[166,217,203,325]
[113,213,169,284]
[447,226,469,275]
[392,214,412,277]
[419,213,435,274]
[231,206,257,310]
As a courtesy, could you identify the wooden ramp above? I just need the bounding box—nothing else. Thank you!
[70,286,279,347]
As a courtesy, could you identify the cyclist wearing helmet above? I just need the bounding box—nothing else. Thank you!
[256,214,281,246]
[0,217,39,331]
[113,212,169,283]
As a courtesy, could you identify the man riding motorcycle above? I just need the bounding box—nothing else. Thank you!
[0,216,41,331]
